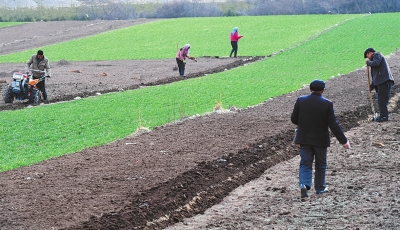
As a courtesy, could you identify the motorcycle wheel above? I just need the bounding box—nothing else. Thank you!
[4,85,14,103]
[32,89,40,104]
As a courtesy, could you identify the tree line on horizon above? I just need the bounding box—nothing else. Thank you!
[0,0,398,22]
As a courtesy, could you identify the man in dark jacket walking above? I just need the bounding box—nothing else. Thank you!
[364,48,394,122]
[291,80,350,198]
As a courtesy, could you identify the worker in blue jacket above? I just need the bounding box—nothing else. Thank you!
[364,48,394,122]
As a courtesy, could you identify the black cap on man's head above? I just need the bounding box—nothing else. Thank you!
[37,50,44,55]
[310,80,325,91]
[364,48,375,58]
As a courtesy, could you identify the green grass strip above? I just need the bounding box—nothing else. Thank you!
[1,13,399,172]
[227,12,400,94]
[0,22,26,28]
[0,15,360,62]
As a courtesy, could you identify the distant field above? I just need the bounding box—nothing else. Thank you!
[0,14,361,62]
[1,13,400,171]
[0,0,239,8]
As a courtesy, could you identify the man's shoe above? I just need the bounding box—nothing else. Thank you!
[300,184,308,198]
[316,187,329,195]
[43,99,49,104]
[375,116,388,122]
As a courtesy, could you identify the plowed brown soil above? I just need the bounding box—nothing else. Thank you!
[0,20,399,230]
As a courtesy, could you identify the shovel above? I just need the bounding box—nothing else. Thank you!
[367,66,379,121]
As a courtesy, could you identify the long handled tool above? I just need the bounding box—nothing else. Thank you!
[367,66,379,120]
[173,43,178,71]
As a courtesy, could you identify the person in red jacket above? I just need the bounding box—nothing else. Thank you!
[229,27,243,58]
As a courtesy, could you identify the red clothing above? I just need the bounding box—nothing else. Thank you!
[176,47,189,61]
[230,32,243,42]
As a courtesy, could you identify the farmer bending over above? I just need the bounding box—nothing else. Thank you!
[176,44,197,77]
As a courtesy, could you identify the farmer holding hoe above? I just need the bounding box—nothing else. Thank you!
[364,48,394,122]
[291,80,351,198]
[176,44,197,77]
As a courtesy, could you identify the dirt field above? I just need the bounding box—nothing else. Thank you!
[0,20,399,230]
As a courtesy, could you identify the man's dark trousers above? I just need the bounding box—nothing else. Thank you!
[299,144,327,191]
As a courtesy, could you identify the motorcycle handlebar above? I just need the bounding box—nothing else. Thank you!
[28,69,46,74]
